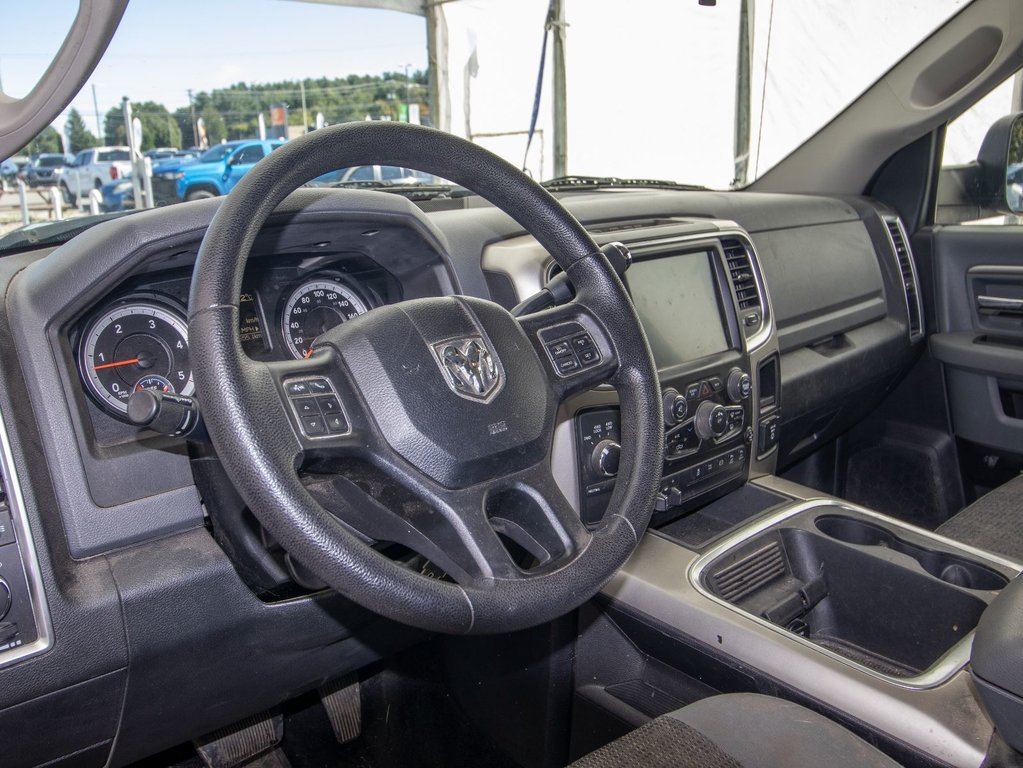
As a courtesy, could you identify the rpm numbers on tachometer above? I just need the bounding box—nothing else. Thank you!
[79,301,193,417]
[282,278,369,359]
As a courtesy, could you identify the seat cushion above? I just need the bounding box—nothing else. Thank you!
[570,716,741,768]
[571,693,900,768]
[936,474,1023,560]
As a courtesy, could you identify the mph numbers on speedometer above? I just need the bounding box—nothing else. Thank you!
[78,300,193,417]
[281,278,369,359]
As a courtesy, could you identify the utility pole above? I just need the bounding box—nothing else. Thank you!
[404,63,411,120]
[187,89,198,148]
[552,0,568,178]
[91,84,102,139]
[300,80,309,134]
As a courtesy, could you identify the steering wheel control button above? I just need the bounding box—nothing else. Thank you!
[293,398,319,417]
[317,396,342,414]
[301,415,326,436]
[539,324,602,377]
[307,378,332,394]
[0,579,10,622]
[284,377,350,439]
[547,340,572,357]
[325,413,349,433]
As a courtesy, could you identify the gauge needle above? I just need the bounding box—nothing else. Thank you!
[94,358,140,371]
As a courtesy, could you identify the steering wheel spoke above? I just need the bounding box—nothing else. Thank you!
[517,300,620,400]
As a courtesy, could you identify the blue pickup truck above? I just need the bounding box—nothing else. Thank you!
[156,139,285,203]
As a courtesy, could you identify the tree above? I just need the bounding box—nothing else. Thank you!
[103,101,183,150]
[65,108,97,152]
[23,126,62,156]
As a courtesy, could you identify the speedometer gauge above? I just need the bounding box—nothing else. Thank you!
[78,300,193,418]
[281,278,369,359]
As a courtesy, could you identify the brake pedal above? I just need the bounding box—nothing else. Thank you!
[318,674,362,744]
[194,711,285,768]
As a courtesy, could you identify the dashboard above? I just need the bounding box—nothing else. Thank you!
[0,186,924,767]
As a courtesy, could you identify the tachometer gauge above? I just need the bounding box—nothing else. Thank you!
[78,300,193,418]
[281,278,369,359]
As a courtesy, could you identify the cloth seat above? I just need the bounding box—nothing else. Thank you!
[936,474,1023,560]
[570,693,900,768]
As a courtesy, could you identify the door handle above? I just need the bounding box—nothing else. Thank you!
[977,295,1023,315]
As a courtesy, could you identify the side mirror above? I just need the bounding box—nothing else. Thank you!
[975,111,1023,213]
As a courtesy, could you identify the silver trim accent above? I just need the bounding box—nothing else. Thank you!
[0,400,53,669]
[881,216,925,342]
[689,498,1021,690]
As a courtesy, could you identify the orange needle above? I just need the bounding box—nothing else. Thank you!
[94,358,140,371]
[303,347,315,359]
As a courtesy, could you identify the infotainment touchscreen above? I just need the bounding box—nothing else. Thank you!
[625,251,730,368]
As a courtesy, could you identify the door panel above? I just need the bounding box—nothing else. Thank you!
[929,226,1023,457]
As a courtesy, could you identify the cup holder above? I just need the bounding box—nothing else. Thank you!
[815,515,1009,591]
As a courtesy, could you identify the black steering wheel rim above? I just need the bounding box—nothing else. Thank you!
[189,122,663,634]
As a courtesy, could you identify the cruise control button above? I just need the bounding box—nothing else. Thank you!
[325,413,349,433]
[547,340,572,357]
[578,348,600,366]
[307,378,332,394]
[285,381,310,396]
[572,334,595,351]
[317,395,342,414]
[301,415,326,436]
[556,356,580,374]
[293,397,320,417]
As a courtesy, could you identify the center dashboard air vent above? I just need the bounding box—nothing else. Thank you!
[882,216,924,341]
[721,238,763,333]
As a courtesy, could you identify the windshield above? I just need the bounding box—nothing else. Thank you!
[0,0,972,241]
[37,156,66,167]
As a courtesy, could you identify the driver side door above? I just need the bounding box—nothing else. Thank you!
[222,144,266,193]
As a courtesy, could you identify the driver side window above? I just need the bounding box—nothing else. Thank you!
[232,145,265,166]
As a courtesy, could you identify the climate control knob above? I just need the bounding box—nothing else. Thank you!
[662,388,688,426]
[590,439,622,478]
[694,402,728,440]
[0,578,10,621]
[727,368,752,403]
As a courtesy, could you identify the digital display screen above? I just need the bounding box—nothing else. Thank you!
[625,251,730,368]
[238,291,267,355]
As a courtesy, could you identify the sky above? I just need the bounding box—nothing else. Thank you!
[0,0,428,135]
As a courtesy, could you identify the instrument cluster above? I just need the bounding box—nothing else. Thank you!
[73,254,392,422]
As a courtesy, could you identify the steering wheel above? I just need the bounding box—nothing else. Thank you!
[189,123,663,634]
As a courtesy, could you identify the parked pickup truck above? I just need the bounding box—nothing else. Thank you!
[172,139,284,202]
[60,146,132,205]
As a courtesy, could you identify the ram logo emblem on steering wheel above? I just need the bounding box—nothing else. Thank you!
[433,336,502,402]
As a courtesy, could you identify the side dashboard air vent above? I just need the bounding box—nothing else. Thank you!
[721,238,762,313]
[882,217,924,341]
[707,540,787,603]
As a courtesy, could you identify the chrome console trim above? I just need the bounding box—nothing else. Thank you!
[0,399,53,669]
